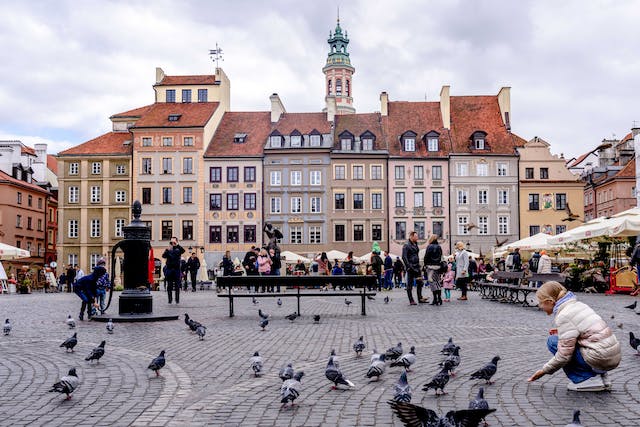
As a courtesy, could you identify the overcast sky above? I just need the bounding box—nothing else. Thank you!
[1,0,638,159]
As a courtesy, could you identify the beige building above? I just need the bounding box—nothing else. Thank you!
[518,136,584,237]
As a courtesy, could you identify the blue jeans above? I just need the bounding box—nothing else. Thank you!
[271,268,281,292]
[547,335,601,383]
[96,290,106,313]
[384,270,393,289]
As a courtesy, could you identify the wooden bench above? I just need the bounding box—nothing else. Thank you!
[216,275,378,317]
[477,271,567,307]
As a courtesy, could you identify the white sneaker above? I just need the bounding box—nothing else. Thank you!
[601,373,612,389]
[567,375,606,392]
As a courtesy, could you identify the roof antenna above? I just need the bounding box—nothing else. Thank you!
[209,43,224,71]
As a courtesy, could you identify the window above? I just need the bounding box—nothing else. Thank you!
[334,165,345,180]
[210,167,221,182]
[414,165,424,180]
[37,218,42,231]
[540,168,549,179]
[372,224,382,241]
[457,216,469,235]
[310,170,321,186]
[328,79,332,95]
[244,193,256,210]
[457,189,468,205]
[68,220,78,238]
[142,137,152,147]
[475,138,485,149]
[432,165,442,180]
[529,193,540,210]
[269,134,282,148]
[162,187,172,204]
[291,171,302,186]
[290,226,302,244]
[310,134,322,146]
[478,216,488,235]
[227,167,239,182]
[395,222,406,240]
[68,186,79,203]
[310,197,321,213]
[290,133,302,147]
[353,224,364,241]
[556,225,567,235]
[182,220,193,240]
[182,89,192,103]
[414,221,425,239]
[529,225,540,236]
[180,158,193,175]
[336,78,342,95]
[498,216,509,234]
[16,214,22,228]
[161,221,173,240]
[17,192,22,204]
[227,193,239,210]
[291,197,302,213]
[525,168,534,179]
[183,136,194,146]
[414,192,424,208]
[90,186,101,203]
[68,253,78,267]
[115,219,125,238]
[362,137,373,151]
[403,137,415,152]
[162,158,172,174]
[395,166,405,180]
[309,226,322,244]
[244,225,256,243]
[335,224,345,241]
[432,192,443,207]
[27,217,32,230]
[210,226,222,243]
[162,137,173,147]
[143,221,152,238]
[353,193,364,209]
[498,189,508,205]
[270,171,281,186]
[142,188,151,204]
[497,162,508,176]
[197,89,208,102]
[433,221,444,238]
[115,190,126,203]
[555,193,567,210]
[335,194,345,210]
[116,165,126,174]
[371,165,382,180]
[26,195,32,207]
[270,197,281,213]
[91,162,101,175]
[341,137,352,151]
[477,163,488,176]
[346,79,350,96]
[227,226,239,243]
[456,163,468,176]
[90,219,101,238]
[244,167,256,182]
[372,193,382,210]
[210,193,222,210]
[142,158,152,174]
[69,162,79,175]
[478,189,488,204]
[427,138,439,152]
[352,165,364,180]
[183,187,193,204]
[166,89,176,102]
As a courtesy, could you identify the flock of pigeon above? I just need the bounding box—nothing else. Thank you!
[624,301,640,356]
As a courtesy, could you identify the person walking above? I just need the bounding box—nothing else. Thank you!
[370,251,383,291]
[393,257,405,288]
[186,252,201,292]
[423,234,443,306]
[73,258,107,320]
[537,250,552,274]
[512,247,522,271]
[402,231,427,305]
[162,237,185,304]
[65,265,76,293]
[316,252,330,276]
[269,248,281,292]
[454,241,470,301]
[442,263,455,302]
[383,251,393,290]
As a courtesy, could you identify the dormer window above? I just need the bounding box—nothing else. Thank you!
[424,131,440,152]
[471,131,488,150]
[290,130,302,147]
[309,130,322,147]
[234,133,247,144]
[360,131,375,151]
[168,114,181,122]
[339,130,354,151]
[269,131,283,148]
[401,131,417,152]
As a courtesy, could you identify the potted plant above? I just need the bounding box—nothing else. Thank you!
[19,277,31,294]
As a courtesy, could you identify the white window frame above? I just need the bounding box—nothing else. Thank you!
[91,162,101,175]
[432,165,443,180]
[90,186,101,203]
[455,162,468,177]
[90,253,101,269]
[432,192,443,207]
[162,158,172,174]
[270,171,281,186]
[334,165,346,180]
[497,189,509,205]
[352,165,364,180]
[340,138,352,151]
[403,137,415,152]
[68,220,78,238]
[371,165,382,180]
[475,138,485,150]
[115,218,125,237]
[309,226,321,244]
[478,216,488,235]
[371,193,382,210]
[477,163,488,176]
[394,165,405,180]
[90,219,101,238]
[183,136,194,146]
[290,226,303,244]
[414,192,424,208]
[162,137,173,147]
[395,191,405,208]
[290,135,302,147]
[310,134,321,147]
[69,162,79,175]
[457,216,469,235]
[498,216,509,235]
[270,197,281,214]
[310,197,321,213]
[183,158,193,174]
[116,165,126,175]
[414,165,424,180]
[68,186,79,203]
[269,135,282,148]
[290,197,302,213]
[310,170,321,186]
[142,137,152,147]
[142,158,152,174]
[478,189,488,205]
[497,162,508,176]
[68,253,78,267]
[457,189,468,205]
[115,190,126,203]
[291,171,302,186]
[427,138,438,152]
[362,138,373,151]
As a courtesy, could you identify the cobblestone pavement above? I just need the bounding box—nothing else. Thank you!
[1,287,639,426]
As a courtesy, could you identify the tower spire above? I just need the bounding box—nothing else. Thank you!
[322,15,355,115]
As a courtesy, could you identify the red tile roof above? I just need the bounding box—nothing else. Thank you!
[271,113,331,135]
[155,75,217,86]
[0,169,50,194]
[47,155,58,174]
[615,158,635,178]
[132,102,219,128]
[110,104,154,119]
[57,132,133,156]
[621,132,633,143]
[21,145,36,156]
[334,113,386,150]
[205,112,271,157]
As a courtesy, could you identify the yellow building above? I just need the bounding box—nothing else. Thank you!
[518,137,584,237]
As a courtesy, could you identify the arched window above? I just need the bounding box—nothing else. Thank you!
[327,79,332,95]
[346,80,350,97]
[336,79,342,96]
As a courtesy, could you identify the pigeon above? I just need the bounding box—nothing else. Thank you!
[441,337,456,355]
[391,346,417,371]
[353,336,366,356]
[313,314,320,323]
[422,363,453,395]
[184,313,202,332]
[106,319,114,334]
[148,350,166,376]
[371,350,382,364]
[325,356,355,389]
[252,297,259,305]
[196,325,206,340]
[60,332,78,352]
[468,387,491,425]
[565,410,582,426]
[66,314,76,329]
[345,298,353,306]
[279,362,294,381]
[330,349,340,367]
[184,313,192,328]
[630,332,640,355]
[259,309,269,330]
[3,318,11,335]
[439,346,461,376]
[470,356,500,385]
[49,368,79,400]
[85,340,106,363]
[285,312,297,322]
[277,298,282,307]
[384,295,390,304]
[250,351,263,377]
[389,400,496,427]
[366,353,386,381]
[280,371,304,407]
[393,371,412,403]
[624,301,637,310]
[385,342,403,362]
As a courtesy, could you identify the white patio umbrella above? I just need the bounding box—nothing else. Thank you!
[548,216,623,244]
[497,233,564,252]
[0,261,7,280]
[357,251,401,263]
[325,250,349,261]
[279,251,310,263]
[198,256,209,282]
[0,242,30,260]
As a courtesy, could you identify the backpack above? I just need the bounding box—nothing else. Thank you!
[505,254,514,268]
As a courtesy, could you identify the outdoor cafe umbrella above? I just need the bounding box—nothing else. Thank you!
[325,249,348,261]
[0,242,30,260]
[198,256,209,282]
[279,251,310,263]
[496,233,564,252]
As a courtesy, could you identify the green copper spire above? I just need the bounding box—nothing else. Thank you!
[325,16,352,68]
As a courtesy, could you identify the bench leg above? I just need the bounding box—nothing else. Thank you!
[297,294,301,316]
[361,293,366,316]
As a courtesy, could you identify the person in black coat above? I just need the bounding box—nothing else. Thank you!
[162,237,185,304]
[221,250,235,276]
[73,259,107,320]
[402,231,426,305]
[186,252,201,292]
[66,265,76,293]
[393,257,405,288]
[423,234,443,305]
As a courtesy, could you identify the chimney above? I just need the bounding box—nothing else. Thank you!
[380,92,389,116]
[325,96,337,122]
[632,126,640,138]
[155,67,165,84]
[270,93,286,123]
[439,86,450,129]
[32,143,48,182]
[497,87,511,130]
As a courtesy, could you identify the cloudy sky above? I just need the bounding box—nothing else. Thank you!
[1,0,638,159]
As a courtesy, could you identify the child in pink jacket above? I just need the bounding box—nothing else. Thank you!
[442,263,455,302]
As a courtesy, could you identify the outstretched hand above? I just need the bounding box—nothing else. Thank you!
[528,369,545,382]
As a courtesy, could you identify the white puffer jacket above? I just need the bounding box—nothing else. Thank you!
[542,298,621,374]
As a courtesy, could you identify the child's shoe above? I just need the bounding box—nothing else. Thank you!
[567,375,606,392]
[601,373,612,389]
